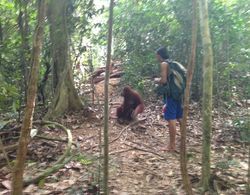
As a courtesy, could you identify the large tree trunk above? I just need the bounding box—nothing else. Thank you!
[46,0,82,119]
[180,0,198,194]
[199,0,214,193]
[103,0,114,194]
[12,1,46,194]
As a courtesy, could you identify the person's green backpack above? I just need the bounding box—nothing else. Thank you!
[167,60,187,101]
[156,60,186,101]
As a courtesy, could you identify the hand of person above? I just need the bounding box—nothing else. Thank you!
[162,104,167,113]
[154,77,161,84]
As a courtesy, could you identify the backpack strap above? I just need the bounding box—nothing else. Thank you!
[164,59,174,79]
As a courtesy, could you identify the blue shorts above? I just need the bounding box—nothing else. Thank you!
[163,97,183,120]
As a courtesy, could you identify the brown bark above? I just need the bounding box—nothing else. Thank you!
[88,50,95,103]
[45,0,82,119]
[12,1,46,194]
[199,0,214,192]
[103,0,114,194]
[18,0,30,102]
[0,20,3,68]
[248,145,250,194]
[180,0,198,194]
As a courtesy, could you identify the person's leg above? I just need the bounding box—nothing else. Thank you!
[167,119,177,151]
[162,97,177,152]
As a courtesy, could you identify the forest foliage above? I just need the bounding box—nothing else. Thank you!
[0,0,249,194]
[0,0,249,129]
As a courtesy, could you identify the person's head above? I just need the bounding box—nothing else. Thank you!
[156,46,169,62]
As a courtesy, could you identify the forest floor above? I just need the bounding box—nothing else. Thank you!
[0,78,249,195]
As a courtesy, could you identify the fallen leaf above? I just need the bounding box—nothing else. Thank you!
[120,192,129,195]
[0,189,10,195]
[146,174,153,183]
[1,180,11,190]
[23,184,37,194]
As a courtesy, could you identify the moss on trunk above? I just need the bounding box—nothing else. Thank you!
[45,0,82,119]
[199,0,214,193]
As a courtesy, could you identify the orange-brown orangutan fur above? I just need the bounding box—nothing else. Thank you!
[116,86,144,122]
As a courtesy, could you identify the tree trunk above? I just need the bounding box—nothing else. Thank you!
[0,20,3,68]
[88,49,95,104]
[103,0,114,194]
[17,0,31,104]
[180,0,198,194]
[199,0,214,193]
[248,145,250,194]
[12,1,46,194]
[45,0,82,119]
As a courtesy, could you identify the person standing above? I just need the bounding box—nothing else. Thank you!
[155,46,185,152]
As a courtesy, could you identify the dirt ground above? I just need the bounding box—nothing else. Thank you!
[0,78,248,195]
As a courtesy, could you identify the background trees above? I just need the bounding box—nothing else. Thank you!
[0,0,248,114]
[110,0,249,101]
[0,0,249,193]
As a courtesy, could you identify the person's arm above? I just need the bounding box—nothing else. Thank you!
[160,61,168,84]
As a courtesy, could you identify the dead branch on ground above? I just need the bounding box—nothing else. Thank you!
[124,142,166,160]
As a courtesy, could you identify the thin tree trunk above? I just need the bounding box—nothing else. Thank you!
[103,0,114,194]
[0,20,3,68]
[45,0,82,119]
[18,0,30,102]
[12,1,46,194]
[180,0,197,194]
[88,49,95,104]
[248,145,250,194]
[199,0,214,193]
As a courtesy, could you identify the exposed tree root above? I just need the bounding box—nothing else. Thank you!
[109,148,134,155]
[1,144,18,153]
[82,118,146,152]
[124,143,167,160]
[109,118,146,145]
[210,173,236,194]
[35,134,77,147]
[24,155,74,186]
[35,135,67,143]
[0,137,12,170]
[23,120,73,186]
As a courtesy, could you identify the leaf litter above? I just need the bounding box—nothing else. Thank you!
[0,80,249,194]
